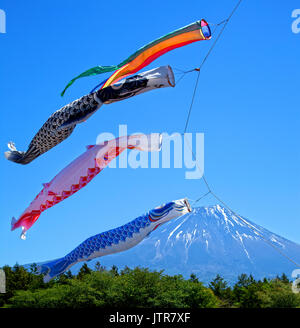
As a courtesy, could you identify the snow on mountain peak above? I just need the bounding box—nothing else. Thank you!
[95,204,300,283]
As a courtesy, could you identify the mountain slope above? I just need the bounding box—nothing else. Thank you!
[95,205,300,283]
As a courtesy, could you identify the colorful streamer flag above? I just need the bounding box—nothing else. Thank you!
[61,19,211,95]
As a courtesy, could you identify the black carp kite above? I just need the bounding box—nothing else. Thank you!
[5,66,174,165]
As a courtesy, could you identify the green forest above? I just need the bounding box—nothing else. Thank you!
[0,263,299,308]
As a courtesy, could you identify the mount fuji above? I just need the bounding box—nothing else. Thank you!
[93,205,300,284]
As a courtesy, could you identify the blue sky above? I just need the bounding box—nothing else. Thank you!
[0,0,299,267]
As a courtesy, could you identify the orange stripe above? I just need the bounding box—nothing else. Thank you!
[110,39,197,86]
[103,29,204,88]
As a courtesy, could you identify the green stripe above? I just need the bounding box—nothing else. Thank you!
[61,65,121,96]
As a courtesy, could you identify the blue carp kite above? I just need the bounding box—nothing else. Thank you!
[37,198,192,282]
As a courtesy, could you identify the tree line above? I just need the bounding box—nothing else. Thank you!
[0,263,299,308]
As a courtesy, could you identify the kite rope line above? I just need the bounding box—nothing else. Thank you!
[183,0,243,134]
[181,0,300,268]
[191,191,212,205]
